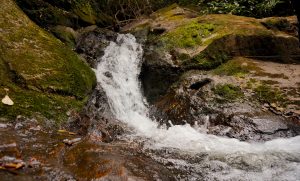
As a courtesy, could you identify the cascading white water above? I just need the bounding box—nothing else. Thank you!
[96,34,300,180]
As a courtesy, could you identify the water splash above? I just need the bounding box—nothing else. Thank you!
[95,34,300,180]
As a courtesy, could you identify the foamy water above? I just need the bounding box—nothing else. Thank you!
[95,34,300,180]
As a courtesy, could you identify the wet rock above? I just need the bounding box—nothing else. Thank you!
[28,157,41,168]
[104,71,113,78]
[40,167,76,181]
[152,71,300,141]
[76,28,118,68]
[1,0,96,122]
[63,142,176,180]
[0,156,25,169]
[14,123,24,130]
[87,129,103,142]
[252,118,288,134]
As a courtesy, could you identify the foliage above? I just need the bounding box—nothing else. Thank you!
[16,0,293,29]
[176,0,291,18]
[205,0,284,17]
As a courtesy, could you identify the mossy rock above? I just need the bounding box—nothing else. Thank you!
[124,5,300,104]
[50,25,78,48]
[16,0,80,28]
[0,0,96,122]
[126,6,300,69]
[16,0,117,29]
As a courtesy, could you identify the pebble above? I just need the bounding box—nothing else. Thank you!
[29,125,41,131]
[63,138,82,146]
[28,157,41,167]
[14,122,23,130]
[0,142,17,149]
[0,123,8,128]
[0,156,25,169]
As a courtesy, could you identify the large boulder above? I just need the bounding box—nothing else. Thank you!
[124,5,300,103]
[0,0,96,122]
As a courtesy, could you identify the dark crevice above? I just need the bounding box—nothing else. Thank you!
[189,78,211,90]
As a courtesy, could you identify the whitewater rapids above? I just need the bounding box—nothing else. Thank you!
[95,34,300,180]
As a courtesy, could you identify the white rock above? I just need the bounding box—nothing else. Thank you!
[0,123,8,128]
[63,138,82,145]
[2,95,14,106]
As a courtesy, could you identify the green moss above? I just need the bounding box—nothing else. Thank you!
[72,1,97,24]
[254,84,285,104]
[213,84,244,101]
[213,58,262,77]
[185,51,229,70]
[177,53,190,61]
[161,21,215,48]
[255,72,289,79]
[0,86,85,124]
[261,80,279,85]
[0,0,96,122]
[154,3,179,16]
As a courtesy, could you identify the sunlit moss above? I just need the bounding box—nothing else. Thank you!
[213,58,262,77]
[161,21,215,48]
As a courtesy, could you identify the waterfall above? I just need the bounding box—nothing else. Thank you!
[95,34,300,180]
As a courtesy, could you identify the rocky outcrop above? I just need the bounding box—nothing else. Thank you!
[154,69,300,141]
[0,0,96,122]
[124,5,300,141]
[76,27,118,68]
[124,5,300,103]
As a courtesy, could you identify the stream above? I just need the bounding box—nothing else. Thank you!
[95,34,300,180]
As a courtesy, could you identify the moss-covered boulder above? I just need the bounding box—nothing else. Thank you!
[123,4,300,103]
[0,0,96,122]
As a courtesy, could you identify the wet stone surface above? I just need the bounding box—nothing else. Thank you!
[0,116,176,180]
